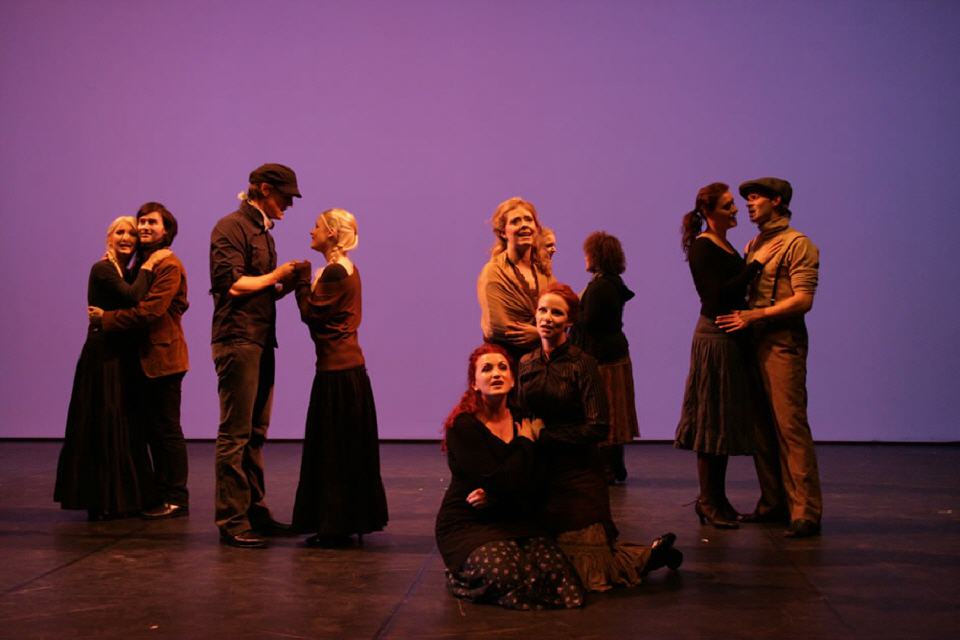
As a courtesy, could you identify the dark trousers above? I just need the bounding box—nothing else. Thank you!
[751,322,823,523]
[137,368,189,508]
[213,341,275,534]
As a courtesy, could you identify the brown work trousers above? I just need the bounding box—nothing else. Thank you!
[750,321,823,524]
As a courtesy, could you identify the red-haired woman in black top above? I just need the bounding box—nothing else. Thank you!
[435,343,584,610]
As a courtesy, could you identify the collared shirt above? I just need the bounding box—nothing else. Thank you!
[209,201,278,347]
[746,217,820,309]
[245,198,275,230]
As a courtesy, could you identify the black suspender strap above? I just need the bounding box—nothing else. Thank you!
[769,235,805,306]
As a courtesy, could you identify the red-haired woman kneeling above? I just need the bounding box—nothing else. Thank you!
[435,344,584,610]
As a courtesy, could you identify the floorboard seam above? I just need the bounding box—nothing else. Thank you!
[1,521,150,598]
[371,546,437,639]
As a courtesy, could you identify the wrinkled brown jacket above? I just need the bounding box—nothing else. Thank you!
[102,255,189,378]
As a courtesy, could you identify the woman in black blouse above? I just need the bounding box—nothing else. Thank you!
[675,183,781,528]
[572,232,639,483]
[435,343,584,610]
[55,216,168,520]
[520,283,681,591]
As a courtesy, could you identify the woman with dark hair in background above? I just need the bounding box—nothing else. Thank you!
[292,208,388,547]
[477,197,555,363]
[572,232,639,484]
[520,283,681,591]
[436,343,584,610]
[674,183,781,528]
[55,216,169,520]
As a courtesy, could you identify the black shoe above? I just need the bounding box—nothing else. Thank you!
[253,518,294,537]
[738,508,788,524]
[220,529,267,548]
[784,519,821,538]
[304,533,354,548]
[644,532,682,574]
[142,503,188,520]
[718,498,741,522]
[695,500,739,529]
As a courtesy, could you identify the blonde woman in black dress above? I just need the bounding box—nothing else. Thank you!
[55,216,169,520]
[292,208,388,547]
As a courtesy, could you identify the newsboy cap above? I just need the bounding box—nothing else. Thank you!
[249,163,302,198]
[738,177,792,206]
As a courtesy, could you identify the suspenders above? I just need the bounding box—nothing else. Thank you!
[768,235,805,306]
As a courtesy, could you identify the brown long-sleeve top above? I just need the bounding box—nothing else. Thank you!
[295,263,364,371]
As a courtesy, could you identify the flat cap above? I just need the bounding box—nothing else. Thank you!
[249,163,302,198]
[739,177,792,206]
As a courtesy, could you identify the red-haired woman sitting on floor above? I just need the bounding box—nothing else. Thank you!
[435,343,584,610]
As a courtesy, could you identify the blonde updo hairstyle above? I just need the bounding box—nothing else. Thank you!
[319,208,359,258]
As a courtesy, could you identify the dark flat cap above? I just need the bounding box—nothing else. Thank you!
[739,177,792,206]
[249,163,302,198]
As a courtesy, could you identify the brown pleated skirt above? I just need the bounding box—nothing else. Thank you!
[597,356,640,445]
[556,522,650,592]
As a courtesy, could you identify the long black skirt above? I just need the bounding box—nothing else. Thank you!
[54,330,152,515]
[674,316,764,455]
[292,366,388,535]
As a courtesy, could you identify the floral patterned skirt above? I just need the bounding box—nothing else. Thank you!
[446,537,585,610]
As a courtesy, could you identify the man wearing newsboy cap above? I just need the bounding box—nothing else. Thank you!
[210,163,309,548]
[716,177,823,539]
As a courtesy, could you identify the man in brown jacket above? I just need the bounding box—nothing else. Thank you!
[91,202,190,519]
[716,178,822,538]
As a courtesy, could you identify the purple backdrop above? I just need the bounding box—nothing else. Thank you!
[2,1,958,441]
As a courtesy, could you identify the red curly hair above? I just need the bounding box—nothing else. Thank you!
[441,343,516,450]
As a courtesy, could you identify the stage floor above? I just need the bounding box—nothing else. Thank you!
[1,442,958,639]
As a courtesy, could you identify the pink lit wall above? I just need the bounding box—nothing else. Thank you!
[2,0,958,441]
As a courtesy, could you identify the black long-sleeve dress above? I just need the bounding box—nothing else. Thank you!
[292,264,388,537]
[674,237,765,454]
[435,412,583,610]
[54,259,154,517]
[518,341,651,591]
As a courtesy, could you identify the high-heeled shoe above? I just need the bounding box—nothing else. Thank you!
[719,497,741,522]
[695,500,739,529]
